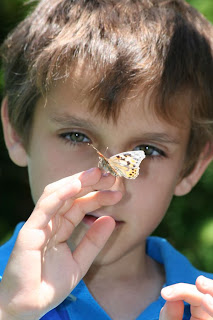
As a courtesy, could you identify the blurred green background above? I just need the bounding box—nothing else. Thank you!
[0,0,212,273]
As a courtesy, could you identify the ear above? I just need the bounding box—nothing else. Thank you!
[1,97,28,167]
[174,144,213,196]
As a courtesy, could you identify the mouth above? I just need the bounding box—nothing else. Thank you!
[82,214,124,228]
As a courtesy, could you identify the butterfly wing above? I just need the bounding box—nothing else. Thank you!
[108,151,146,179]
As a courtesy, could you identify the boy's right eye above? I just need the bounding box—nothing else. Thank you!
[59,132,91,144]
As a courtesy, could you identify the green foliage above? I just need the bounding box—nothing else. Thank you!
[154,163,213,272]
[0,0,213,273]
[188,0,213,22]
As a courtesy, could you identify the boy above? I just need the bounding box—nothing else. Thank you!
[0,0,213,319]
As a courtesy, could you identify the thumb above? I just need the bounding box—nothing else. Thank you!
[159,301,184,320]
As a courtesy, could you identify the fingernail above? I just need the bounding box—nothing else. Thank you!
[102,172,111,177]
[86,167,97,173]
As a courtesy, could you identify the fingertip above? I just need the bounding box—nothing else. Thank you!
[79,167,102,185]
[161,286,174,299]
[86,167,102,177]
[93,215,116,241]
[196,275,209,291]
[114,190,123,202]
[196,275,205,285]
[107,190,123,207]
[96,215,116,230]
[101,171,111,177]
[100,171,116,183]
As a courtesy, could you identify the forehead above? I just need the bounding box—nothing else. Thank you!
[48,60,191,120]
[46,61,191,128]
[36,69,190,147]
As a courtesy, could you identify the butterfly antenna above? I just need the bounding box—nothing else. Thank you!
[88,143,99,153]
[88,143,108,157]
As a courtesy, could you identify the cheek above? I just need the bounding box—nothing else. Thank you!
[130,164,181,232]
[132,178,174,217]
[27,147,97,203]
[128,186,170,239]
[141,157,183,196]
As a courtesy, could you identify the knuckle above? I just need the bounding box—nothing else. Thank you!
[72,199,86,216]
[34,198,44,212]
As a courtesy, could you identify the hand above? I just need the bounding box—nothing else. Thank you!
[0,168,122,320]
[196,276,213,317]
[160,278,213,320]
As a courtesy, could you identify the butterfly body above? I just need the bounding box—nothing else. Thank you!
[89,144,146,179]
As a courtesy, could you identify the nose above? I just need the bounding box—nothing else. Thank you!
[109,176,126,196]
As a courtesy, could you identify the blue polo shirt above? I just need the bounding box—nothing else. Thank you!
[0,222,212,320]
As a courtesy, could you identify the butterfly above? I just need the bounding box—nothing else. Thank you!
[89,144,146,179]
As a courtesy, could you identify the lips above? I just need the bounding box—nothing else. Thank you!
[82,214,124,228]
[82,214,98,226]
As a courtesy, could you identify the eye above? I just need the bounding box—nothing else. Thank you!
[59,131,90,144]
[134,145,166,157]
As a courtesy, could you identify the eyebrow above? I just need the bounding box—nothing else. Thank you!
[49,113,97,130]
[138,132,181,145]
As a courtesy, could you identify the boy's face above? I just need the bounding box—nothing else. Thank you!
[21,73,191,266]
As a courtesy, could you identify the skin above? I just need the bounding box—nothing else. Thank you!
[0,73,213,319]
[160,279,213,319]
[196,276,213,316]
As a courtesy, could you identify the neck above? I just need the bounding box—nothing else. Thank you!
[85,242,148,283]
[84,243,165,320]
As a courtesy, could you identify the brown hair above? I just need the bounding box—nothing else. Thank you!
[1,0,213,175]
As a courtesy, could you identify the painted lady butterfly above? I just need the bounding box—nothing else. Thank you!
[89,144,146,179]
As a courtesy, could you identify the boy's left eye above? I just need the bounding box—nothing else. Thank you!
[59,132,90,144]
[134,145,166,157]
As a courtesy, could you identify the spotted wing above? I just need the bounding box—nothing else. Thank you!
[108,151,146,179]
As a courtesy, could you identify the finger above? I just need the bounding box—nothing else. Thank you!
[200,294,213,317]
[63,190,122,234]
[24,179,82,229]
[162,284,213,319]
[76,169,116,192]
[39,168,116,200]
[72,172,117,199]
[72,216,116,279]
[196,276,213,296]
[26,169,116,230]
[159,301,184,320]
[161,283,203,306]
[39,168,100,197]
[191,303,213,320]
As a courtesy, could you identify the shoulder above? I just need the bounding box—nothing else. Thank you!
[0,222,24,279]
[146,236,213,285]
